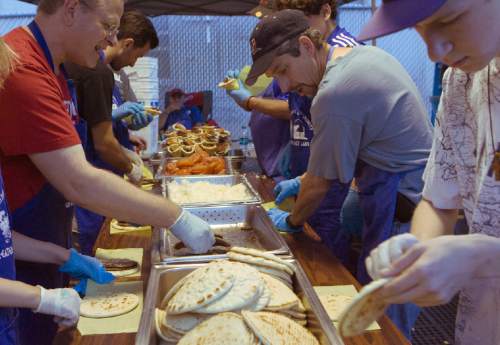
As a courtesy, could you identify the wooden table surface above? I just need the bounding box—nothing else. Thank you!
[58,173,409,345]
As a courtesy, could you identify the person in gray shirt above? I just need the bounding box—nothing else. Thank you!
[244,10,432,338]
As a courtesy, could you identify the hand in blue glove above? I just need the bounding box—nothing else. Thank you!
[112,101,144,121]
[273,176,301,205]
[225,70,252,107]
[73,279,88,297]
[59,249,115,284]
[127,112,153,131]
[267,208,303,233]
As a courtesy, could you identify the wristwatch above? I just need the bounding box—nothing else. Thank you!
[286,215,302,230]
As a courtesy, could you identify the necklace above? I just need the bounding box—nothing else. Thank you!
[487,64,500,181]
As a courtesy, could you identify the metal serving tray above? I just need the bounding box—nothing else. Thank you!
[155,156,234,179]
[136,261,344,345]
[162,174,261,207]
[157,204,290,264]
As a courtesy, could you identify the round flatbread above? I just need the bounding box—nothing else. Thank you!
[230,247,296,272]
[155,308,182,343]
[110,266,140,277]
[195,262,263,314]
[338,278,390,337]
[160,273,190,309]
[101,258,138,271]
[178,312,256,345]
[80,292,139,318]
[260,274,299,311]
[248,281,271,311]
[166,261,234,314]
[318,294,353,322]
[163,312,211,335]
[227,252,293,275]
[254,266,292,289]
[242,310,319,345]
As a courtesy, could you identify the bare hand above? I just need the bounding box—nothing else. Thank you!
[129,135,147,151]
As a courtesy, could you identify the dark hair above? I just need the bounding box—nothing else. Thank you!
[276,28,324,57]
[38,0,97,15]
[117,11,159,49]
[275,0,338,21]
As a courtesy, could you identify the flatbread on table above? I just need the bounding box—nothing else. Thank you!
[163,311,211,335]
[80,292,139,318]
[166,261,234,314]
[178,312,256,345]
[110,219,151,232]
[338,278,390,337]
[242,310,319,345]
[318,294,353,321]
[101,258,138,271]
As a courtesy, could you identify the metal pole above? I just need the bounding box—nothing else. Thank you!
[371,0,377,46]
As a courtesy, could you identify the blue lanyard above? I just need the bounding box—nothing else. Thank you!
[27,20,78,113]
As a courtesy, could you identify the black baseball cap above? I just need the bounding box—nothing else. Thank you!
[245,9,310,86]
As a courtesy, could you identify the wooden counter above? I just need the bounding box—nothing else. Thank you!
[60,173,408,345]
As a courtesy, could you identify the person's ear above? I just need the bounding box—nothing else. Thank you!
[299,35,316,57]
[63,0,80,26]
[320,3,331,21]
[123,38,135,49]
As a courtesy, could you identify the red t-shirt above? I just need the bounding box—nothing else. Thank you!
[0,27,81,212]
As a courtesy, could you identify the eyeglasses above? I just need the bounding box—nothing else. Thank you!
[79,0,120,38]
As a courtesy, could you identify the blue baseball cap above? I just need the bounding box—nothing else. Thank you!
[358,0,447,41]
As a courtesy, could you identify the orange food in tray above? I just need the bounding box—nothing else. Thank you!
[164,148,226,175]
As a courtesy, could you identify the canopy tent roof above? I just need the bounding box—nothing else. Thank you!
[18,0,357,17]
[19,0,262,16]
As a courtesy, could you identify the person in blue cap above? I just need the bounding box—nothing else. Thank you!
[225,0,364,261]
[0,37,114,345]
[244,9,433,338]
[360,1,500,343]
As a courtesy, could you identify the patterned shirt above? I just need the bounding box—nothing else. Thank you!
[422,57,500,345]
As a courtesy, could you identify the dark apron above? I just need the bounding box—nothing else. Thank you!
[75,73,131,255]
[0,170,18,345]
[11,21,87,345]
[288,91,352,264]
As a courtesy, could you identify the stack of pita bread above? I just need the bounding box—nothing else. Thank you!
[154,250,318,344]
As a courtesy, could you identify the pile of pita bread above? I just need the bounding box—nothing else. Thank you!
[154,248,319,344]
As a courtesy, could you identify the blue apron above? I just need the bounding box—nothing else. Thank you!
[75,65,131,255]
[10,21,87,345]
[0,170,19,345]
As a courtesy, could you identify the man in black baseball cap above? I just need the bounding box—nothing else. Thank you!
[246,10,309,86]
[245,9,434,339]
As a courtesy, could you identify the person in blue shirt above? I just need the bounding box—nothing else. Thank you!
[160,88,204,131]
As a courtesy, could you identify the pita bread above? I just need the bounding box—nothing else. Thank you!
[338,278,390,337]
[80,292,139,318]
[195,262,263,313]
[109,266,140,277]
[248,281,270,311]
[230,247,295,272]
[178,312,256,345]
[278,309,306,320]
[260,274,299,311]
[227,252,293,275]
[242,311,319,345]
[160,273,191,309]
[155,309,182,343]
[254,266,292,285]
[163,311,211,335]
[166,262,235,314]
[318,294,353,321]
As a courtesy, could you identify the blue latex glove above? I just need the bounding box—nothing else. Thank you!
[273,176,301,205]
[225,70,252,106]
[73,279,88,296]
[267,208,303,233]
[59,249,115,284]
[112,101,144,121]
[127,112,153,131]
